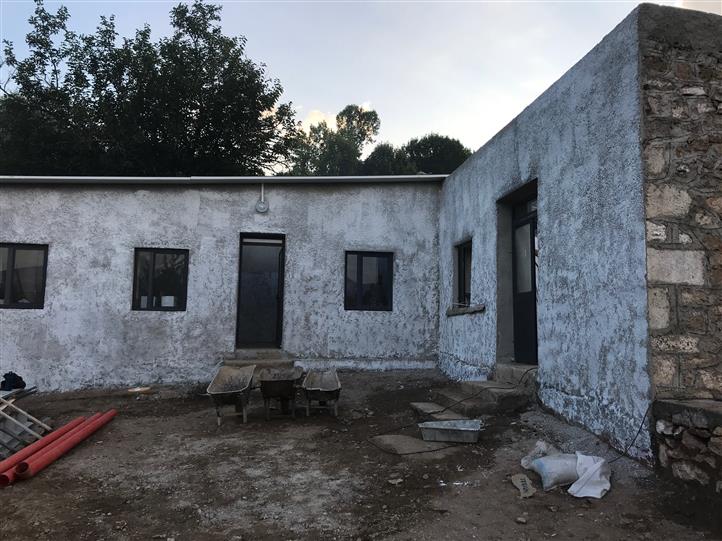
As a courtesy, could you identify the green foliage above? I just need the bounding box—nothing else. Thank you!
[0,1,471,177]
[335,105,380,150]
[360,134,472,176]
[402,134,472,174]
[361,143,415,175]
[291,104,470,176]
[0,0,300,175]
[290,105,380,176]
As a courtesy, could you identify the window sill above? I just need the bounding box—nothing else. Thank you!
[446,304,486,317]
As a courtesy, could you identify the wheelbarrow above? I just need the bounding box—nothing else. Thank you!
[207,364,256,425]
[256,367,304,420]
[302,369,341,417]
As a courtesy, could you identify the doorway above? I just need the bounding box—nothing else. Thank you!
[236,234,285,348]
[511,198,538,364]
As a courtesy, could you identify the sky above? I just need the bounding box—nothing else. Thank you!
[0,0,719,152]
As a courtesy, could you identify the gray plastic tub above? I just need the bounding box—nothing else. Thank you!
[418,419,484,443]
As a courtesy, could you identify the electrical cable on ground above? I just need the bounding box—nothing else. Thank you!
[608,404,651,464]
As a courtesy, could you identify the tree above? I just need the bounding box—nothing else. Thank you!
[335,105,380,150]
[290,104,379,176]
[402,134,471,174]
[359,135,471,176]
[0,0,300,175]
[361,143,415,175]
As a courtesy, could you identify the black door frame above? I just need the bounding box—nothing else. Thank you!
[235,233,286,349]
[511,199,538,364]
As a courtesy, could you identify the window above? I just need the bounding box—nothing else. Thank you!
[0,244,48,309]
[132,248,189,311]
[344,251,393,311]
[456,240,472,307]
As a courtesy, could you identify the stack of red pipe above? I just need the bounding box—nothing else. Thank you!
[0,409,116,487]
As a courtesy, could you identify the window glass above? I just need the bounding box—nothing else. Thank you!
[153,252,187,309]
[0,244,48,309]
[0,247,7,305]
[134,251,152,309]
[456,241,472,306]
[514,224,533,293]
[237,241,283,345]
[463,245,472,304]
[133,249,189,311]
[345,253,358,306]
[11,249,46,305]
[345,252,393,311]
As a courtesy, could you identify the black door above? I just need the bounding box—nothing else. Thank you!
[236,234,285,348]
[512,199,538,364]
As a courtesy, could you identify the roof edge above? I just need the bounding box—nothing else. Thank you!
[0,174,447,186]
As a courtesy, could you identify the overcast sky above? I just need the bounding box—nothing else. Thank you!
[0,1,717,152]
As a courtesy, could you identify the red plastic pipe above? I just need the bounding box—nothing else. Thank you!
[0,467,17,487]
[0,416,86,473]
[15,410,117,480]
[0,416,86,487]
[22,412,104,465]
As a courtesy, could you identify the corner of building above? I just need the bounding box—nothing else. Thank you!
[638,2,722,488]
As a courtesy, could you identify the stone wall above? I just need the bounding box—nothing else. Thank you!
[640,5,722,401]
[654,399,722,493]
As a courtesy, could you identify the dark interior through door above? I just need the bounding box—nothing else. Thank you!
[236,235,284,348]
[512,199,538,364]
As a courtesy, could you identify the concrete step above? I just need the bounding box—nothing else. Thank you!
[223,359,295,380]
[493,363,538,387]
[221,349,291,361]
[458,381,531,412]
[409,401,469,421]
[429,386,498,417]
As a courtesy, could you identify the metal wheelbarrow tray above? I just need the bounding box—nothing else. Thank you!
[257,367,304,420]
[418,419,484,443]
[302,369,341,417]
[207,364,256,425]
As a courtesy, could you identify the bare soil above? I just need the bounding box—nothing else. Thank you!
[1,370,720,540]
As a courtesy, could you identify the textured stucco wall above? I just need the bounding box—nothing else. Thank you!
[438,8,652,456]
[639,5,722,402]
[0,183,440,390]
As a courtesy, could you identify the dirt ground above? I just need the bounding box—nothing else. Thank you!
[1,369,720,540]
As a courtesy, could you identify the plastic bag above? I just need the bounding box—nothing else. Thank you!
[568,452,611,499]
[529,454,579,491]
[520,440,561,470]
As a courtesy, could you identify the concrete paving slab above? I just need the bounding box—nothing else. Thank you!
[409,401,469,421]
[370,434,459,457]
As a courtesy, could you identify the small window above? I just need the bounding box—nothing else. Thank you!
[132,248,189,311]
[345,251,393,311]
[456,240,472,307]
[0,243,48,309]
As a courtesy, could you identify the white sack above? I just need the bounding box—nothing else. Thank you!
[567,452,611,499]
[529,454,579,491]
[520,440,561,469]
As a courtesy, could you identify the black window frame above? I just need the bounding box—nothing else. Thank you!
[131,247,190,312]
[456,240,472,307]
[0,243,49,310]
[344,251,394,312]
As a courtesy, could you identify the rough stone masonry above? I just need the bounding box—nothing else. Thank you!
[641,6,722,401]
[640,5,722,492]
